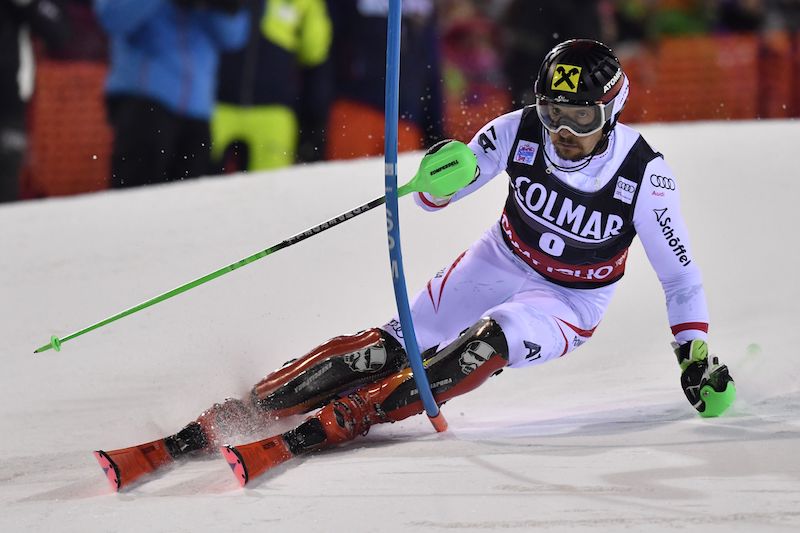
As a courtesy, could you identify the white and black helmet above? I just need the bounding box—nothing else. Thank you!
[534,39,629,138]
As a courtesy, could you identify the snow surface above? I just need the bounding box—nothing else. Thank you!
[1,120,799,532]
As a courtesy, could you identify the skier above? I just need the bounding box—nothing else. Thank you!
[95,39,736,490]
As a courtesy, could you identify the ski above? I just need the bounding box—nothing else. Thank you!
[220,434,295,487]
[93,439,175,492]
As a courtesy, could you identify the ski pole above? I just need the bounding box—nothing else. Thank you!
[34,140,476,354]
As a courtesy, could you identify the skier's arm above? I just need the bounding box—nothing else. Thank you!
[633,157,734,416]
[633,157,708,343]
[414,110,520,211]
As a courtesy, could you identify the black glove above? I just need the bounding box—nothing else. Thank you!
[673,340,736,417]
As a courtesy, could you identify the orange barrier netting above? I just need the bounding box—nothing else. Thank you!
[622,32,799,123]
[21,60,111,199]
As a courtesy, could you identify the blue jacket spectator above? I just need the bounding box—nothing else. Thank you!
[94,0,248,188]
[95,0,248,120]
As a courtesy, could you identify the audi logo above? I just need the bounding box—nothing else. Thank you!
[617,182,636,193]
[650,174,676,190]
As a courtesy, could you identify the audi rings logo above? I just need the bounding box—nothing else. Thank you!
[650,174,676,190]
[614,176,637,204]
[617,181,636,193]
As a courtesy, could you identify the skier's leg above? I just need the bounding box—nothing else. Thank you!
[251,328,407,416]
[279,316,510,454]
[383,228,526,355]
[489,289,598,368]
[220,228,524,453]
[280,287,602,454]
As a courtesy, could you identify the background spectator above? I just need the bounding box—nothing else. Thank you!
[612,0,656,44]
[47,0,107,61]
[212,0,332,173]
[5,0,800,200]
[652,0,713,35]
[325,0,444,159]
[0,0,69,202]
[94,0,248,189]
[438,1,510,140]
[716,0,766,32]
[765,0,800,30]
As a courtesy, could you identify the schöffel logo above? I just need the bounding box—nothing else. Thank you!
[653,207,692,266]
[650,174,676,190]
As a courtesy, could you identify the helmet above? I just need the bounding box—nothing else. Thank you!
[534,39,629,137]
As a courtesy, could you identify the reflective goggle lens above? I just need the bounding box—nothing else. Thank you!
[535,98,608,137]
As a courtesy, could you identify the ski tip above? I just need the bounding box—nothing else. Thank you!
[93,450,121,492]
[220,445,248,488]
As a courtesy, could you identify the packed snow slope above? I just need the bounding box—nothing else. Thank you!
[1,120,799,532]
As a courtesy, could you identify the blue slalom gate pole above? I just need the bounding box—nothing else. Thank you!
[383,0,447,432]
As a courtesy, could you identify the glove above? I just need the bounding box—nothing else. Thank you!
[418,139,479,204]
[673,340,736,417]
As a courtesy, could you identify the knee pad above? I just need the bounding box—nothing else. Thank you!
[490,303,595,367]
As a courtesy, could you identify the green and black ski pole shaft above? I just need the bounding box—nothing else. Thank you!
[33,196,386,354]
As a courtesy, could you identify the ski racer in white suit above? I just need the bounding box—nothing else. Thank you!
[406,65,702,366]
[379,38,736,419]
[160,40,735,465]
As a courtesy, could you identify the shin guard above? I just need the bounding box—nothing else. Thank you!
[251,328,407,417]
[379,317,509,423]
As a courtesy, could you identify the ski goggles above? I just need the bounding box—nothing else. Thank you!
[535,97,611,137]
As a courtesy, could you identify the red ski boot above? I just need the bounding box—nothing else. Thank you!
[221,368,416,486]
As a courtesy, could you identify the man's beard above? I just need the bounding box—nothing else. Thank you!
[553,144,587,161]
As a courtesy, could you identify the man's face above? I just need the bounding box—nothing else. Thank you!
[548,128,604,161]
